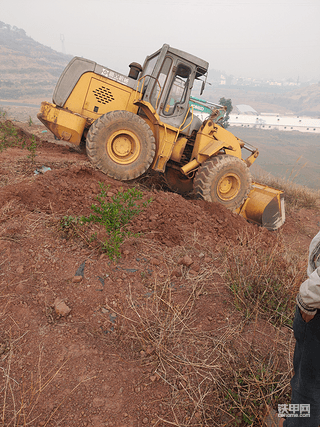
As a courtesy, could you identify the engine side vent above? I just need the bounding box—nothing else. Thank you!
[93,86,115,104]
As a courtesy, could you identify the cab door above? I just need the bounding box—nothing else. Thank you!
[158,62,195,130]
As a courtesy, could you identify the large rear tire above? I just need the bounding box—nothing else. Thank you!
[194,155,252,210]
[86,111,156,180]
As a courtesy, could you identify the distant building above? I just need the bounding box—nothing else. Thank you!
[235,105,258,115]
[190,100,320,133]
[229,113,320,133]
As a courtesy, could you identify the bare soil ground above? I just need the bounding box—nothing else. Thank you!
[1,120,319,427]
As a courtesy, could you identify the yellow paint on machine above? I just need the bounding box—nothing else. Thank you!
[236,183,285,230]
[64,73,139,119]
[37,102,87,145]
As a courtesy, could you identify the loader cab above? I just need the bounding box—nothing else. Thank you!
[139,44,208,135]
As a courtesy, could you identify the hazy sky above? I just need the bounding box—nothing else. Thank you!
[2,0,320,81]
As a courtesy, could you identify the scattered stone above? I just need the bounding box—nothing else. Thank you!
[54,298,71,316]
[207,316,213,321]
[72,276,83,283]
[150,375,157,382]
[98,276,105,287]
[150,258,161,266]
[171,268,182,278]
[16,265,24,274]
[107,192,114,197]
[204,256,211,263]
[178,255,193,267]
[143,418,149,424]
[75,261,86,276]
[16,283,25,293]
[189,269,198,276]
[192,263,200,272]
[199,252,205,258]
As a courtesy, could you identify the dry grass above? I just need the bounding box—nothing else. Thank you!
[222,230,306,327]
[0,292,94,427]
[253,171,319,210]
[106,233,298,426]
[0,338,94,427]
[112,281,294,426]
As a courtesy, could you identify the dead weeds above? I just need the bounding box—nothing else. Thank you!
[104,232,296,426]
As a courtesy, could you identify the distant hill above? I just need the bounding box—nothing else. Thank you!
[230,126,320,190]
[0,22,72,101]
[283,84,320,116]
[204,81,320,117]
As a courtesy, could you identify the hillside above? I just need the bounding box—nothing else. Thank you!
[285,83,320,115]
[1,117,320,426]
[204,84,320,117]
[0,22,72,100]
[229,126,320,190]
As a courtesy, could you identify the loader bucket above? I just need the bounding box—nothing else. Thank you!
[236,183,285,231]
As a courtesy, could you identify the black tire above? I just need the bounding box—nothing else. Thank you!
[194,155,252,210]
[164,167,194,195]
[86,110,156,180]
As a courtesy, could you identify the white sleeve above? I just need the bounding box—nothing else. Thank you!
[297,267,320,315]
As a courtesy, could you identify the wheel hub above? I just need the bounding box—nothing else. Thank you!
[113,135,131,156]
[107,130,141,164]
[217,173,240,201]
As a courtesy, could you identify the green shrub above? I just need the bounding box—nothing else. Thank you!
[0,120,19,151]
[81,183,152,260]
[27,134,37,163]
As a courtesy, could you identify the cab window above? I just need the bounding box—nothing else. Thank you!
[141,54,159,92]
[150,56,172,108]
[163,64,191,116]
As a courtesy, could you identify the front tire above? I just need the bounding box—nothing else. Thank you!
[86,110,156,180]
[194,155,252,210]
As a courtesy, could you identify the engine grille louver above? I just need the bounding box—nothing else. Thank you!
[93,86,115,104]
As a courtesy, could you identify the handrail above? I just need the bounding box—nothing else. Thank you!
[134,75,162,110]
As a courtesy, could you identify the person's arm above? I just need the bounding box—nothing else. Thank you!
[296,267,320,320]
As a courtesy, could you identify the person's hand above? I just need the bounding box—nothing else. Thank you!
[300,310,315,323]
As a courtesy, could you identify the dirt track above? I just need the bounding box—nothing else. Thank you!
[1,121,319,426]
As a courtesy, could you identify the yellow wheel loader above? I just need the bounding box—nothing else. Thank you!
[37,44,285,230]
